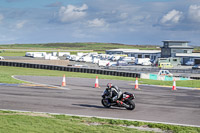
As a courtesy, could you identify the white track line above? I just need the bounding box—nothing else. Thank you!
[12,75,70,90]
[0,109,199,128]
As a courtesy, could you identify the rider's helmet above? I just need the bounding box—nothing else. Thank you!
[107,83,112,89]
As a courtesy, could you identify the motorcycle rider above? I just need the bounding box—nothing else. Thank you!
[106,83,122,103]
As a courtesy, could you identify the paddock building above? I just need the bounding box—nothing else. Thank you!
[105,41,200,65]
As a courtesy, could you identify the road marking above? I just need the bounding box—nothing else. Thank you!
[20,84,59,89]
[0,109,199,128]
[12,75,70,90]
[0,83,21,86]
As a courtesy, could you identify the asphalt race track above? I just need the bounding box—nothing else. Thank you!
[0,76,200,127]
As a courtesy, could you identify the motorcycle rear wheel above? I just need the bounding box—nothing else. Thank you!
[101,99,111,108]
[125,100,135,110]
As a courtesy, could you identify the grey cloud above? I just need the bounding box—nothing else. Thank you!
[58,4,88,23]
[46,2,62,7]
[160,9,183,26]
[188,5,200,23]
[0,14,4,23]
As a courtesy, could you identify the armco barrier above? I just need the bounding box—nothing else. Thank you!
[110,66,200,74]
[0,61,140,78]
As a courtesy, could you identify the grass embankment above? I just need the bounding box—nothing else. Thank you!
[0,42,158,57]
[0,66,200,88]
[0,110,199,133]
[2,42,200,52]
[0,42,159,51]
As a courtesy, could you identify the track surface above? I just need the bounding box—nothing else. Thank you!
[0,76,200,127]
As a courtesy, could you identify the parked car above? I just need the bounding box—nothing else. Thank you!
[158,70,173,77]
[185,61,194,66]
[192,64,200,69]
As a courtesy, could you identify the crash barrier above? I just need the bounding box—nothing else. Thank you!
[0,61,140,78]
[141,73,190,81]
[109,66,200,74]
[109,66,200,80]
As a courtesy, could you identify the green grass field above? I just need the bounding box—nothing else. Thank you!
[0,110,199,133]
[0,51,26,56]
[1,42,200,52]
[0,66,200,88]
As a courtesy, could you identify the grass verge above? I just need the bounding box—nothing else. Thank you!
[0,66,200,88]
[0,110,199,133]
[0,51,26,56]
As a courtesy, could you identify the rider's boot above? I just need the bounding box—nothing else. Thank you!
[111,96,117,102]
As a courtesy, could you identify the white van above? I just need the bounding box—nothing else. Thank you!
[135,58,150,65]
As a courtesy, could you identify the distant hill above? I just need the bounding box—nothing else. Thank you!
[0,42,160,51]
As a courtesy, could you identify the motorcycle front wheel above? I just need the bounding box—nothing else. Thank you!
[101,99,111,108]
[124,100,135,110]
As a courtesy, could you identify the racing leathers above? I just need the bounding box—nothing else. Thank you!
[107,85,122,102]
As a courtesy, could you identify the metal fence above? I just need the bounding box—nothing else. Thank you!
[108,66,200,79]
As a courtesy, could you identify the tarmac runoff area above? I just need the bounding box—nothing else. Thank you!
[0,76,200,127]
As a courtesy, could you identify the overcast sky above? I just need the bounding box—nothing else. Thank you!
[0,0,200,46]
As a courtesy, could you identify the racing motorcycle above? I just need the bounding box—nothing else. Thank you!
[101,89,135,110]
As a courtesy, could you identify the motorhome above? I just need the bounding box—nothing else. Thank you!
[25,52,46,58]
[135,58,151,65]
[119,57,135,64]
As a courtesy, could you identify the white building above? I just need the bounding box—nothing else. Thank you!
[176,53,200,64]
[105,40,200,65]
[106,49,161,61]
